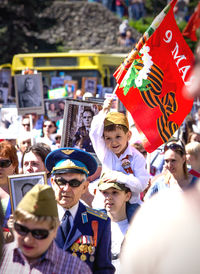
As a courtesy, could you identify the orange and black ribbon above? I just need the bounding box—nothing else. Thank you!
[91,220,98,247]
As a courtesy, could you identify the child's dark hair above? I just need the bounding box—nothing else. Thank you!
[104,124,129,134]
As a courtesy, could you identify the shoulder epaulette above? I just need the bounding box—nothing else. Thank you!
[86,207,108,220]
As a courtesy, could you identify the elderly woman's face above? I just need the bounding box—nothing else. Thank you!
[0,156,15,186]
[164,149,185,176]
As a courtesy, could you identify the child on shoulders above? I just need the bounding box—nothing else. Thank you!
[89,98,150,217]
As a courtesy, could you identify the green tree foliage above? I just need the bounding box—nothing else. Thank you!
[0,0,57,64]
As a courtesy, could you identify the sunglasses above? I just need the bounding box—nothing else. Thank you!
[164,143,185,154]
[14,222,50,240]
[55,136,61,141]
[43,124,53,128]
[0,159,12,168]
[22,123,30,127]
[55,177,84,187]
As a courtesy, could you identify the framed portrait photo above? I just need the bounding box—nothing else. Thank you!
[8,172,47,213]
[64,80,78,99]
[44,98,66,121]
[61,99,102,154]
[82,77,97,97]
[14,73,45,115]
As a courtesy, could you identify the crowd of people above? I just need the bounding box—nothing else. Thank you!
[0,41,199,273]
[87,0,191,22]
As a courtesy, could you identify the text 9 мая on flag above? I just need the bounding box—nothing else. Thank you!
[114,0,194,153]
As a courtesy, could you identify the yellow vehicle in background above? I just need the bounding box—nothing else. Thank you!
[11,51,125,91]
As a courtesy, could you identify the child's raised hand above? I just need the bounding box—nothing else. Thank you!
[103,97,113,113]
[101,171,118,183]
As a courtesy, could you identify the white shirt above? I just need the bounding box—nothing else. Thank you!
[57,202,79,221]
[90,110,150,204]
[111,219,129,274]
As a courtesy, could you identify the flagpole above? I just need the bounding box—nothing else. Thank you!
[112,84,119,96]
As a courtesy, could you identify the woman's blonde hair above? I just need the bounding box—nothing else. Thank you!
[14,208,60,229]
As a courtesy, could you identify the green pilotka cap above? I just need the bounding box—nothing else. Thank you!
[16,184,58,217]
[104,111,129,129]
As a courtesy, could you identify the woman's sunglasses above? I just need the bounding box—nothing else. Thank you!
[14,222,50,240]
[43,124,53,128]
[164,143,185,154]
[0,159,12,168]
[55,177,84,188]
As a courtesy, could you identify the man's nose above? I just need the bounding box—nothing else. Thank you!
[62,184,70,191]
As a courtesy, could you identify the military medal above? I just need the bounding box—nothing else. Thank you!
[71,242,79,257]
[80,254,87,261]
[71,242,79,252]
[79,244,86,253]
[89,255,95,262]
[88,245,95,255]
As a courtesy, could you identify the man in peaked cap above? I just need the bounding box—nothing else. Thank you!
[0,184,92,274]
[45,147,115,274]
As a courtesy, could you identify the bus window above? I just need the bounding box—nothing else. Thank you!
[34,57,78,67]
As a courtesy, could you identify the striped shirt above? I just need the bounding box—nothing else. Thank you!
[0,240,92,274]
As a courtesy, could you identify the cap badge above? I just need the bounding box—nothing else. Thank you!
[61,149,74,155]
[60,159,76,168]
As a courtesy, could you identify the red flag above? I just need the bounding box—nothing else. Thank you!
[182,2,200,42]
[114,0,194,153]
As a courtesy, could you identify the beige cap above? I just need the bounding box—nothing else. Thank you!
[104,112,129,129]
[98,173,130,192]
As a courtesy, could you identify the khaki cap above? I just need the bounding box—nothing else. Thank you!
[16,184,58,217]
[104,112,129,129]
[98,181,130,192]
[98,173,130,192]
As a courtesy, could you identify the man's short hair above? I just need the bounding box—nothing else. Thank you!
[83,108,94,117]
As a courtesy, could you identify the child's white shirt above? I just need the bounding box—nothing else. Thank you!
[111,219,129,274]
[90,110,150,204]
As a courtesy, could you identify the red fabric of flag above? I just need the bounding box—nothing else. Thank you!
[182,2,200,42]
[115,4,194,153]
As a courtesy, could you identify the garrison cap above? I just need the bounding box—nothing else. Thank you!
[45,147,97,177]
[104,111,129,129]
[98,180,130,192]
[16,184,58,217]
[98,172,131,192]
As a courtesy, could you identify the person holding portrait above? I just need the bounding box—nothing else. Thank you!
[18,76,41,108]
